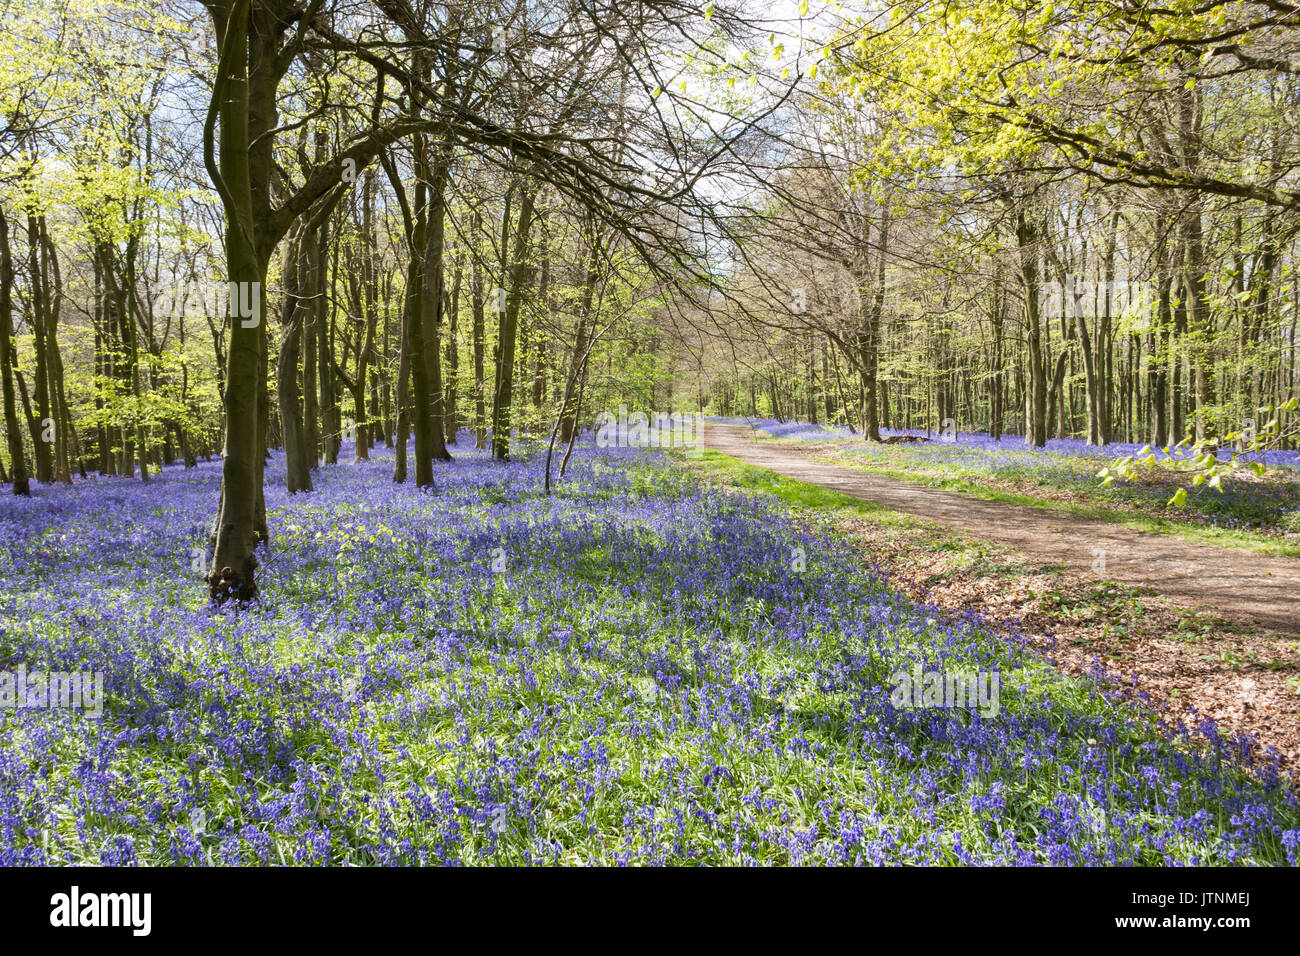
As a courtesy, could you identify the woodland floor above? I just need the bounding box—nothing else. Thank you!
[702,422,1300,776]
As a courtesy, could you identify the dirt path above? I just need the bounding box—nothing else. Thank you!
[706,424,1300,635]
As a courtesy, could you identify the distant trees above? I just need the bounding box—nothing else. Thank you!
[706,2,1300,457]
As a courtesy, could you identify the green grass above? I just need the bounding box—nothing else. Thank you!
[691,449,886,516]
[747,433,1300,557]
[698,444,1300,560]
[823,457,1300,558]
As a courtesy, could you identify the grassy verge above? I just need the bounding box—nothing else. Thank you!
[689,449,887,517]
[746,435,1300,558]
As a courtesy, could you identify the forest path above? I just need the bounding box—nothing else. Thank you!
[704,424,1300,635]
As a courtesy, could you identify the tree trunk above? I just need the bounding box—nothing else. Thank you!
[472,210,487,449]
[277,228,313,493]
[0,208,30,495]
[1016,204,1048,446]
[492,185,535,461]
